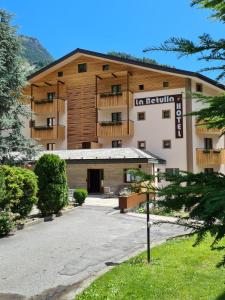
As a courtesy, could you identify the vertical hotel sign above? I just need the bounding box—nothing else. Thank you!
[135,94,183,139]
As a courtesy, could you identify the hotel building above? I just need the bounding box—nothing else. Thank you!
[24,49,225,192]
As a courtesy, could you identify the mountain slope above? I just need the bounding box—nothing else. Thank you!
[19,35,54,70]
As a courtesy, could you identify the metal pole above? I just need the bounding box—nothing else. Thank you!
[146,192,150,263]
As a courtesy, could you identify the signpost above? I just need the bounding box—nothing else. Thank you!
[146,192,151,263]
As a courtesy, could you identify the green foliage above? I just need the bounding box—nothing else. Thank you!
[128,169,156,193]
[76,236,225,300]
[73,189,88,206]
[0,170,6,205]
[107,51,158,65]
[0,9,38,164]
[0,209,15,237]
[158,171,225,266]
[19,35,54,71]
[1,166,38,217]
[34,154,68,216]
[192,0,225,22]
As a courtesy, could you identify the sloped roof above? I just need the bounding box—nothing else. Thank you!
[36,147,166,164]
[27,48,225,91]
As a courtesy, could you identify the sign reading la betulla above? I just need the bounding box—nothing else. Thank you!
[135,94,183,139]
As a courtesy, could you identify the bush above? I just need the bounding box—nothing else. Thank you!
[0,170,6,206]
[34,154,68,216]
[73,189,88,206]
[0,209,15,237]
[0,166,38,218]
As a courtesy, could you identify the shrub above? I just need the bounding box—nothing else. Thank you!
[34,154,68,216]
[73,189,88,206]
[0,209,15,237]
[0,170,6,206]
[0,166,38,218]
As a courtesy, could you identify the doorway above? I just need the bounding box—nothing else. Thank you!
[87,169,103,193]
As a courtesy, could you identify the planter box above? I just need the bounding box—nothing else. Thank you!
[119,193,147,213]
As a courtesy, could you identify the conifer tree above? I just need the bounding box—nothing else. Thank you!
[143,1,225,266]
[0,10,38,164]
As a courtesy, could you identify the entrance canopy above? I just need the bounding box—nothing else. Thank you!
[36,147,165,164]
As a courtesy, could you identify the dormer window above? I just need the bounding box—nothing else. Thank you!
[78,63,87,73]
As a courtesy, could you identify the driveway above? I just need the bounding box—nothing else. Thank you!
[0,202,186,300]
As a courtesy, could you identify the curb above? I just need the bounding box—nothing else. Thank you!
[61,238,171,300]
[14,205,79,233]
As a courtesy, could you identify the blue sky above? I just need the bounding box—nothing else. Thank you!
[1,0,224,80]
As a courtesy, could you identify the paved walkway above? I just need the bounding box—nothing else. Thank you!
[0,201,186,300]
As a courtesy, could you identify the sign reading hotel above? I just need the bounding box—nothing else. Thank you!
[135,94,183,139]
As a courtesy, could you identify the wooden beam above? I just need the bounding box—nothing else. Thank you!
[44,82,52,86]
[58,80,65,85]
[32,84,39,88]
[112,73,117,78]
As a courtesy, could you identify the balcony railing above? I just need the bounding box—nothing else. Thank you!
[31,125,65,140]
[97,91,133,109]
[32,98,65,114]
[97,120,134,137]
[196,148,225,165]
[195,122,223,135]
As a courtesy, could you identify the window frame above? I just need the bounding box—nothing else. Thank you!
[102,64,109,71]
[111,84,122,94]
[46,143,56,150]
[123,169,138,183]
[163,140,171,149]
[138,141,146,150]
[139,84,144,90]
[204,138,213,150]
[163,81,169,88]
[137,112,145,121]
[196,83,203,92]
[78,63,87,73]
[112,112,122,122]
[58,71,63,77]
[162,110,171,119]
[112,140,122,148]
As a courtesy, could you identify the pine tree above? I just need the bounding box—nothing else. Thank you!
[143,1,225,266]
[0,10,38,165]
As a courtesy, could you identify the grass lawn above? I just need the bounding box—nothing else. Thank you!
[75,236,225,300]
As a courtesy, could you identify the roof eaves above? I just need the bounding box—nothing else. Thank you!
[27,48,225,91]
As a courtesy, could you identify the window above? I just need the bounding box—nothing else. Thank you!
[111,84,121,94]
[112,140,122,148]
[58,71,63,77]
[165,168,179,180]
[78,63,87,73]
[103,64,109,71]
[139,84,144,90]
[204,138,213,150]
[196,83,203,92]
[47,143,56,150]
[112,112,122,122]
[137,112,145,121]
[124,169,137,183]
[47,117,55,127]
[163,81,169,88]
[138,141,146,150]
[47,92,55,101]
[204,168,214,174]
[162,110,171,119]
[157,168,161,183]
[163,140,171,149]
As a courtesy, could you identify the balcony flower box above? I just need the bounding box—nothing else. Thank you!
[100,121,122,126]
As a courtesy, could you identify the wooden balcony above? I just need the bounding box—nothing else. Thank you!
[195,122,223,135]
[31,125,65,140]
[97,121,134,137]
[196,148,225,165]
[97,91,133,109]
[32,99,65,114]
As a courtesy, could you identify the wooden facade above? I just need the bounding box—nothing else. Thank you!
[31,125,65,140]
[97,121,134,137]
[196,149,225,165]
[195,122,222,135]
[27,53,186,149]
